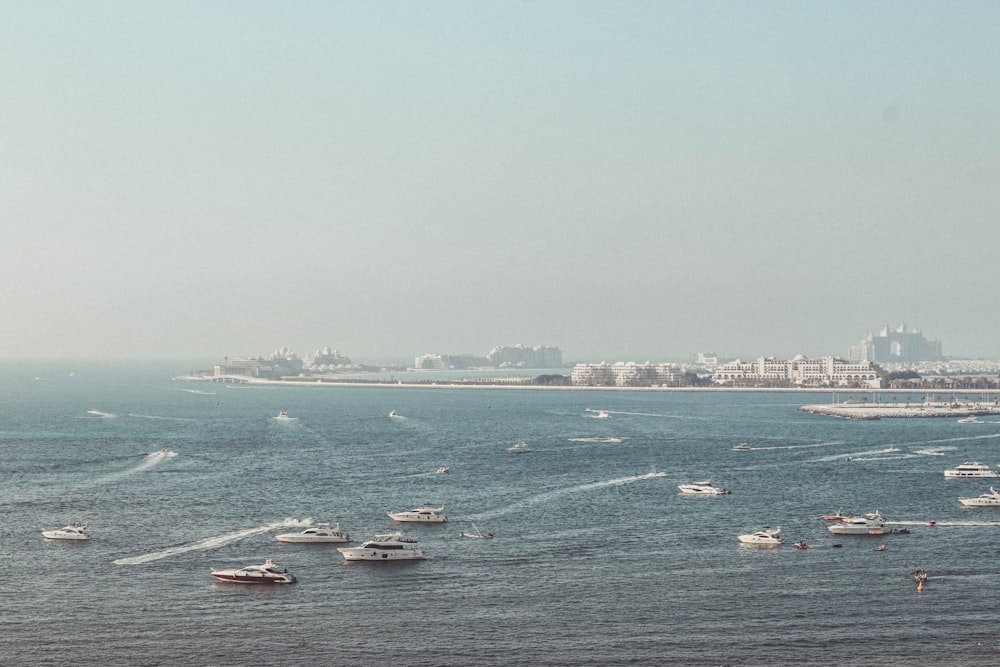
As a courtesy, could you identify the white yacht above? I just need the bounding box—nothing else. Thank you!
[827,510,888,535]
[387,505,448,523]
[436,466,450,474]
[959,487,1000,507]
[737,527,781,546]
[275,522,351,543]
[944,462,1000,478]
[506,441,529,454]
[957,416,980,423]
[337,532,426,561]
[272,409,298,421]
[42,523,90,540]
[210,559,296,584]
[732,442,750,452]
[677,480,731,495]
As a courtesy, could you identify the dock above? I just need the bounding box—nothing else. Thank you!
[800,401,1000,420]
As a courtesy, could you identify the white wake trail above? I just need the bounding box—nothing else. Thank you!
[465,472,666,521]
[113,518,313,565]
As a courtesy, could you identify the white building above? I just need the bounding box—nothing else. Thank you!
[711,355,881,388]
[571,362,683,387]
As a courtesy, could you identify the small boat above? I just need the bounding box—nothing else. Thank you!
[436,466,450,474]
[732,442,750,452]
[926,520,936,527]
[944,462,1000,478]
[148,448,177,458]
[958,415,980,423]
[42,523,89,540]
[793,540,809,550]
[959,487,1000,507]
[821,509,846,521]
[387,505,448,523]
[591,410,610,419]
[459,523,494,539]
[211,559,296,584]
[337,532,426,561]
[737,527,781,546]
[275,522,350,543]
[389,410,399,418]
[874,544,887,551]
[272,409,297,421]
[677,480,731,495]
[913,569,928,583]
[506,441,529,454]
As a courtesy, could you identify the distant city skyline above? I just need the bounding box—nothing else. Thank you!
[3,4,999,362]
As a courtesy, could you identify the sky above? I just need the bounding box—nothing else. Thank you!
[2,2,999,364]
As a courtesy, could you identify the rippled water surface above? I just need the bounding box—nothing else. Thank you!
[3,363,1000,666]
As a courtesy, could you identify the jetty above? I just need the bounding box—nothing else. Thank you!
[800,399,1000,420]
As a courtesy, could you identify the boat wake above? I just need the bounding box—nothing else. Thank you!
[128,414,197,422]
[113,518,313,565]
[86,410,117,418]
[816,447,900,462]
[889,520,1000,527]
[465,472,666,521]
[180,388,216,395]
[568,437,624,443]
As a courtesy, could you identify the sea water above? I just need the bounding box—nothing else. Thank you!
[2,362,999,666]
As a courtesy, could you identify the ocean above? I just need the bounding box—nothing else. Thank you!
[2,362,999,666]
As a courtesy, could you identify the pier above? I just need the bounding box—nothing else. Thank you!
[800,398,1000,420]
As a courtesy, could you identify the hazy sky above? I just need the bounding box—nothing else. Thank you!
[3,2,999,364]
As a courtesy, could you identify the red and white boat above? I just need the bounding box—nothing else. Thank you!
[210,559,296,584]
[821,509,846,521]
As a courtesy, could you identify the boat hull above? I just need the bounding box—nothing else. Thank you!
[41,531,89,540]
[337,548,426,561]
[210,573,296,584]
[387,513,447,523]
[275,535,350,543]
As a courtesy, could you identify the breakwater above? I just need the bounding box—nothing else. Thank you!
[800,401,1000,420]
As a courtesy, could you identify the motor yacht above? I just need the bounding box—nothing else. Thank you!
[957,416,980,423]
[337,532,426,561]
[827,510,888,535]
[275,522,351,543]
[732,442,750,451]
[958,487,1000,507]
[677,480,731,495]
[272,409,297,421]
[737,527,781,546]
[42,523,90,540]
[210,559,296,584]
[506,441,529,454]
[944,462,1000,478]
[387,505,448,523]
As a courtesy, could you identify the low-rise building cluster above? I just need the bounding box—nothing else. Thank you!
[711,355,881,388]
[571,362,683,387]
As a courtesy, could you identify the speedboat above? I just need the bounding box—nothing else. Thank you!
[275,522,350,543]
[821,509,846,521]
[591,410,610,419]
[389,410,399,418]
[506,441,529,454]
[42,523,89,540]
[913,569,928,583]
[874,544,887,551]
[436,466,450,474]
[272,409,297,421]
[959,487,1000,507]
[737,527,781,546]
[677,480,731,495]
[148,448,176,458]
[732,442,750,451]
[387,505,448,523]
[827,510,888,535]
[793,540,809,550]
[458,523,493,539]
[958,416,980,423]
[337,532,426,561]
[944,462,1000,478]
[210,559,296,584]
